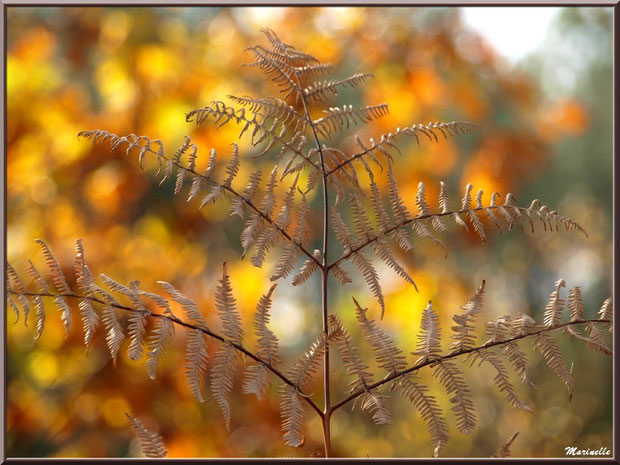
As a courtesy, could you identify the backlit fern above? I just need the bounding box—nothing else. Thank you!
[6,29,612,459]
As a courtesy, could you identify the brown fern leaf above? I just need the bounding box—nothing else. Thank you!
[34,239,72,335]
[543,279,566,327]
[471,350,533,413]
[598,298,613,331]
[450,281,485,353]
[303,73,374,103]
[351,252,385,318]
[158,281,207,329]
[491,432,519,458]
[244,284,280,400]
[397,375,449,457]
[280,385,305,447]
[331,264,352,285]
[185,327,209,403]
[533,332,574,400]
[211,263,244,429]
[567,286,584,321]
[230,170,262,218]
[432,360,477,435]
[313,103,389,139]
[125,413,167,458]
[7,263,31,325]
[25,260,47,339]
[228,95,306,132]
[502,341,538,390]
[145,317,175,380]
[328,315,373,389]
[101,305,125,367]
[413,301,442,364]
[291,250,321,286]
[354,298,406,373]
[281,335,329,447]
[73,240,99,351]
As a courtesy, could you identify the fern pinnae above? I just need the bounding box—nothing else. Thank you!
[533,331,574,400]
[25,260,47,339]
[598,298,613,330]
[291,251,321,286]
[472,350,534,414]
[450,281,485,354]
[146,317,175,380]
[303,72,374,102]
[354,298,406,373]
[158,281,207,329]
[502,341,538,390]
[243,284,280,400]
[35,239,72,334]
[543,279,566,327]
[373,239,417,290]
[101,305,125,367]
[210,263,244,429]
[281,335,329,447]
[7,263,31,325]
[125,413,168,458]
[351,252,385,318]
[329,314,392,424]
[185,327,209,402]
[413,301,442,364]
[433,360,477,434]
[491,432,519,458]
[73,240,100,351]
[567,286,584,321]
[397,374,449,457]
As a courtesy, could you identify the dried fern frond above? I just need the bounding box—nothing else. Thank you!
[145,317,175,380]
[211,263,244,429]
[34,239,72,335]
[397,375,449,457]
[125,413,167,458]
[24,260,47,339]
[244,284,280,400]
[533,332,574,400]
[281,335,329,447]
[6,263,30,325]
[491,432,519,458]
[354,298,406,373]
[432,360,477,435]
[450,281,485,353]
[543,279,566,327]
[185,328,209,403]
[313,103,389,139]
[303,72,374,103]
[413,301,442,364]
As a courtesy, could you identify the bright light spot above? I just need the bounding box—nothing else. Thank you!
[462,7,559,62]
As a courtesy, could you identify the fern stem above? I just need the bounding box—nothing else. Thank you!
[329,317,610,414]
[296,67,332,457]
[10,290,324,418]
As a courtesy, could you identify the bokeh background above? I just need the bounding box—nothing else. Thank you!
[6,6,613,458]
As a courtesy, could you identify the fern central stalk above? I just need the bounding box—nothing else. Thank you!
[299,90,332,457]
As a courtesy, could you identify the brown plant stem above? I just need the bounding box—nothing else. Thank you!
[298,88,333,458]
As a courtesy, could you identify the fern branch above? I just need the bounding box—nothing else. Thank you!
[328,203,586,270]
[9,289,323,418]
[330,317,609,413]
[325,121,475,178]
[78,130,321,268]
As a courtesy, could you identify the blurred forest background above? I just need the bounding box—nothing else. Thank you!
[6,6,613,458]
